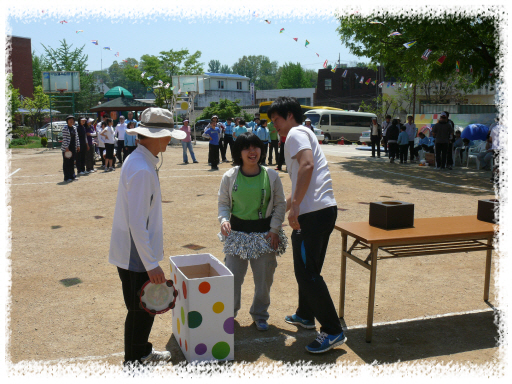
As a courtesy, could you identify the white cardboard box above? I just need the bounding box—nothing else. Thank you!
[169,253,234,362]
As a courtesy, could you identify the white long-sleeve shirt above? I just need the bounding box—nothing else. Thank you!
[109,145,164,272]
[404,123,417,141]
[96,123,105,147]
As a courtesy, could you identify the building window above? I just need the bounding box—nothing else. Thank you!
[218,80,224,89]
[237,81,242,90]
[325,79,332,90]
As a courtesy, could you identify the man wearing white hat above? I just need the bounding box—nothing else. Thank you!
[109,107,186,366]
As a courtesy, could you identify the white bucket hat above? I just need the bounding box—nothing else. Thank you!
[126,107,186,140]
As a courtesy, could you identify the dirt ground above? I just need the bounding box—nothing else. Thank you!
[5,143,502,375]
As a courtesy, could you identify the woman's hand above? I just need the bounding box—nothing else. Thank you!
[221,221,231,236]
[265,231,279,250]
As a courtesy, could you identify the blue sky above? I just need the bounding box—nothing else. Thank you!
[7,10,364,73]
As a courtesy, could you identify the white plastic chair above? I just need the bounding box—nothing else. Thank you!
[467,141,487,168]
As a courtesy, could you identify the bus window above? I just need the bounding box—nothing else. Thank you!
[320,114,330,125]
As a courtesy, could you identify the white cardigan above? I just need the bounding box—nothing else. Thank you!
[218,166,286,234]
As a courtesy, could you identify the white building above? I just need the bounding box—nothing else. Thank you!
[194,73,251,107]
[255,88,316,106]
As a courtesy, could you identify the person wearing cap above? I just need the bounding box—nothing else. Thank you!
[431,112,454,170]
[76,117,88,175]
[115,115,128,166]
[61,115,80,182]
[203,117,221,170]
[179,119,198,164]
[85,117,96,173]
[369,117,382,158]
[304,118,314,133]
[109,107,186,367]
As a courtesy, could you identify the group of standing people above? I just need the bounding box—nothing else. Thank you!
[61,111,140,182]
[371,111,464,170]
[109,99,347,369]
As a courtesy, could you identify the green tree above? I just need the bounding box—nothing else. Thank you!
[219,64,232,74]
[336,13,497,88]
[6,74,21,134]
[208,60,221,73]
[277,62,310,89]
[32,52,51,91]
[231,55,279,89]
[40,39,98,112]
[197,99,247,121]
[22,85,50,130]
[304,69,318,88]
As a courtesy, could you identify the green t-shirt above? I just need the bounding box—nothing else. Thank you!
[268,122,278,140]
[231,167,271,220]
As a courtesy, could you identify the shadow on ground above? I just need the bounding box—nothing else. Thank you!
[344,310,498,364]
[332,157,495,196]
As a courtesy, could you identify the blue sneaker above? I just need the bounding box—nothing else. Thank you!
[305,331,347,353]
[255,319,269,331]
[284,313,316,329]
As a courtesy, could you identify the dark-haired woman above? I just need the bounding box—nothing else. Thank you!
[218,132,287,332]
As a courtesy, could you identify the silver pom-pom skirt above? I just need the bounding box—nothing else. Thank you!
[222,229,288,260]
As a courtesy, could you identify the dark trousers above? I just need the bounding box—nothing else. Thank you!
[209,143,220,169]
[399,144,409,162]
[388,142,398,160]
[224,135,234,161]
[414,145,423,157]
[76,145,86,173]
[370,135,381,157]
[268,140,279,164]
[219,138,226,161]
[62,150,75,181]
[99,146,105,166]
[446,143,454,167]
[408,141,415,161]
[260,144,268,165]
[117,140,125,164]
[382,137,388,154]
[117,267,154,365]
[86,145,95,171]
[277,141,285,169]
[435,143,449,168]
[291,206,342,335]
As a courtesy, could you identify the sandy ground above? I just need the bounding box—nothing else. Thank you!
[5,142,502,375]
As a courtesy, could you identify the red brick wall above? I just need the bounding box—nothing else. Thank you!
[7,36,34,98]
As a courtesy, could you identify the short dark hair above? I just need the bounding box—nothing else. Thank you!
[238,119,246,125]
[419,132,425,137]
[400,126,406,130]
[127,121,136,128]
[444,111,450,117]
[106,118,113,124]
[385,115,391,119]
[232,132,263,166]
[101,121,107,128]
[267,96,302,125]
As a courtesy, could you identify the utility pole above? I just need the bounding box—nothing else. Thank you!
[412,83,417,120]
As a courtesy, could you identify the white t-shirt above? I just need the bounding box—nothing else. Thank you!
[490,124,501,150]
[115,123,127,140]
[284,126,336,215]
[96,123,105,147]
[101,126,115,144]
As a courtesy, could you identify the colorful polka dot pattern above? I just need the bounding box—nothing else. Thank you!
[195,343,207,355]
[212,302,224,314]
[223,317,234,334]
[181,307,185,326]
[182,281,187,299]
[177,318,180,334]
[188,311,202,328]
[198,281,210,294]
[212,342,230,360]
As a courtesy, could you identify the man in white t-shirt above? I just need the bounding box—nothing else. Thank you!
[268,96,346,354]
[96,113,108,169]
[114,115,128,165]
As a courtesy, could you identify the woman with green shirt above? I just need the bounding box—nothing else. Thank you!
[218,132,287,331]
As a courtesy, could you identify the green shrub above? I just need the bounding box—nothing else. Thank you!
[9,138,26,147]
[41,137,48,147]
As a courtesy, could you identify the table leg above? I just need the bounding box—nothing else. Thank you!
[366,243,379,343]
[484,236,493,301]
[339,233,348,318]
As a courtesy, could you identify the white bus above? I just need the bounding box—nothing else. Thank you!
[304,109,377,144]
